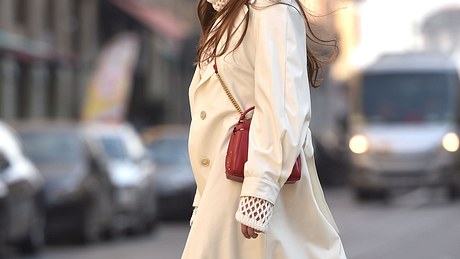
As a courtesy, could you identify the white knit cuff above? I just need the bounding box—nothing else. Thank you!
[235,196,274,232]
[190,207,198,227]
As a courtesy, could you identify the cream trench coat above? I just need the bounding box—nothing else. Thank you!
[181,0,346,258]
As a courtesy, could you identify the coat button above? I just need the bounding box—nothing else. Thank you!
[200,111,206,120]
[201,158,210,167]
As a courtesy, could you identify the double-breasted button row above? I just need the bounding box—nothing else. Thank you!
[201,158,210,167]
[200,111,206,120]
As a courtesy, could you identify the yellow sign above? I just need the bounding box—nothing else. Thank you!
[81,33,140,122]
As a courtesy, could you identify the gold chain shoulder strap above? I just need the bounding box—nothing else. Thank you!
[213,60,244,115]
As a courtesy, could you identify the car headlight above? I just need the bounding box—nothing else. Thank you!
[442,132,459,152]
[349,134,369,154]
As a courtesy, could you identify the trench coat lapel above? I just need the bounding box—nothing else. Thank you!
[194,5,250,90]
[196,62,215,89]
[189,63,216,109]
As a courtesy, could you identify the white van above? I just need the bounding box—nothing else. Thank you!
[346,52,460,200]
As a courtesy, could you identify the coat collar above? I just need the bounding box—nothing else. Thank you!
[196,62,216,89]
[195,4,250,89]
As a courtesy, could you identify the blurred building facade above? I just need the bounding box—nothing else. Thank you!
[0,0,344,128]
[332,0,460,79]
[0,0,198,127]
[0,0,100,120]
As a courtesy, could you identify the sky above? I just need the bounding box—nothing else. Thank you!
[349,0,460,69]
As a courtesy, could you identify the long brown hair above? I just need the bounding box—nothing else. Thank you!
[196,0,337,88]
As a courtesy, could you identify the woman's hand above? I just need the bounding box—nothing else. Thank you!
[241,223,261,239]
[236,196,273,239]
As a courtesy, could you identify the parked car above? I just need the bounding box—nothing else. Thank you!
[82,123,157,234]
[0,121,45,254]
[142,125,196,220]
[310,73,350,186]
[14,121,113,243]
[345,52,460,200]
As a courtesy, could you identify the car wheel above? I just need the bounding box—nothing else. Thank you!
[0,240,6,259]
[124,213,144,236]
[135,212,157,236]
[447,185,459,201]
[79,203,101,244]
[18,204,45,254]
[0,201,7,258]
[100,222,118,241]
[140,197,160,235]
[0,242,6,259]
[354,188,389,202]
[144,215,159,234]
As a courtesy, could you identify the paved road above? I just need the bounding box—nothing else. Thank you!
[15,187,460,259]
[20,223,190,259]
[328,187,460,259]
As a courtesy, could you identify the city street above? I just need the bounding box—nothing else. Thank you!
[1,0,460,259]
[11,186,460,259]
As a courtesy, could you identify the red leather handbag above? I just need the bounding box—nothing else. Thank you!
[225,106,301,183]
[214,62,301,184]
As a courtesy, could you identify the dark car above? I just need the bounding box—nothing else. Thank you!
[15,121,113,243]
[0,177,8,257]
[142,125,196,220]
[83,123,158,234]
[0,122,45,254]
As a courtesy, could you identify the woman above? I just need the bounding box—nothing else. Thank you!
[182,0,346,258]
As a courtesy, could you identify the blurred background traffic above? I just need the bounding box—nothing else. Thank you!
[1,0,460,258]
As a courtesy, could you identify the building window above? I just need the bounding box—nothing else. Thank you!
[15,0,27,29]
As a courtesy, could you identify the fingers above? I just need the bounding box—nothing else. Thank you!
[248,226,259,239]
[241,224,250,239]
[240,224,259,239]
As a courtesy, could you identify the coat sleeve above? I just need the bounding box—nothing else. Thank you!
[240,3,311,205]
